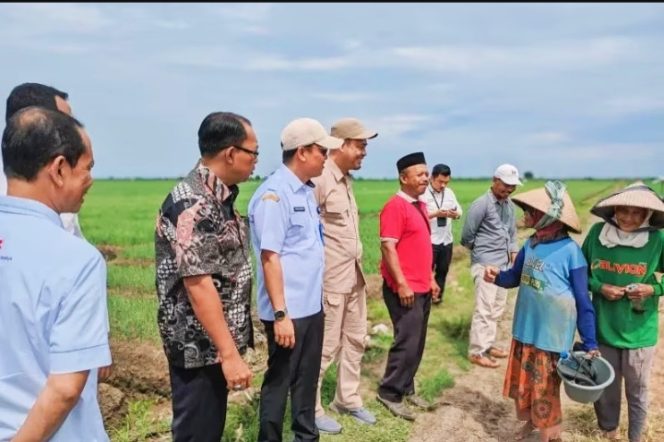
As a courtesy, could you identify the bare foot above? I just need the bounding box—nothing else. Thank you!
[602,429,620,440]
[515,420,535,441]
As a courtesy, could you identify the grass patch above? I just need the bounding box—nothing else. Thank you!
[110,399,169,442]
[107,264,155,294]
[108,294,159,342]
[320,363,338,407]
[363,333,393,364]
[366,297,391,323]
[418,368,455,403]
[121,243,155,261]
[224,399,261,442]
[320,400,411,442]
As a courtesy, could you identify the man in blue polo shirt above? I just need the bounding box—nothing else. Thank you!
[0,107,111,441]
[249,117,342,442]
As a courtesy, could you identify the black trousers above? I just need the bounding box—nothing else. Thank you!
[432,242,453,300]
[259,311,324,442]
[377,281,432,402]
[169,363,228,442]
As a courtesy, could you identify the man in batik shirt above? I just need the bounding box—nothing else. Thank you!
[155,112,259,441]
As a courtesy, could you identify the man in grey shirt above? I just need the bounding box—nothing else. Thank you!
[461,164,521,368]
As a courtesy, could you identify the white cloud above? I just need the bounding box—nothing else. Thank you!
[161,47,354,72]
[1,3,111,35]
[213,3,273,22]
[598,96,664,117]
[152,19,190,30]
[365,114,433,139]
[311,92,376,103]
[524,131,570,145]
[388,37,639,73]
[210,3,273,35]
[539,143,657,161]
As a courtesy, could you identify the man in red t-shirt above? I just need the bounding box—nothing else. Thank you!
[376,152,440,420]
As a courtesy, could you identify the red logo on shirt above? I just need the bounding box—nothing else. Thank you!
[591,259,647,277]
[0,238,3,250]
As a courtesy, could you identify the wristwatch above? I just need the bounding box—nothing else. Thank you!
[274,308,288,321]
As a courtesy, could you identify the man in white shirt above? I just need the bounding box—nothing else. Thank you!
[423,164,462,304]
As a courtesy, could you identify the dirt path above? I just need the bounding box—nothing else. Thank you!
[410,215,664,442]
[409,298,664,442]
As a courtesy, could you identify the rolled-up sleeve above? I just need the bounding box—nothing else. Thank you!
[49,253,111,374]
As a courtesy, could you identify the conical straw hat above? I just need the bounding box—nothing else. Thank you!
[512,186,582,234]
[591,182,664,229]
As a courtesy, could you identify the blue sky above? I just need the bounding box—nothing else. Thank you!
[1,3,663,179]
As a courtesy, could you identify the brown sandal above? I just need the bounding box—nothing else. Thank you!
[469,354,500,368]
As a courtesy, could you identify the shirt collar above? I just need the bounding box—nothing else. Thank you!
[326,158,348,183]
[397,190,420,203]
[193,162,238,204]
[487,189,507,205]
[428,184,442,195]
[281,164,315,193]
[0,195,63,228]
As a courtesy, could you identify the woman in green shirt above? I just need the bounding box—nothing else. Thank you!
[582,182,664,442]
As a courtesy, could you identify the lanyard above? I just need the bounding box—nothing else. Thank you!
[429,187,445,209]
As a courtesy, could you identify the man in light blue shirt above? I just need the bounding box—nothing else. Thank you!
[249,117,342,442]
[0,107,111,441]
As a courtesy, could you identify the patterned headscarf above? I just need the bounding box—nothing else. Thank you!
[533,180,567,230]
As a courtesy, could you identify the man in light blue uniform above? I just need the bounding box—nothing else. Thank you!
[249,117,342,442]
[0,107,111,441]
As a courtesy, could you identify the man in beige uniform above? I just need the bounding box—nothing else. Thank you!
[313,118,378,434]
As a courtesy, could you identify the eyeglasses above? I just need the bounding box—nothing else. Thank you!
[232,145,259,158]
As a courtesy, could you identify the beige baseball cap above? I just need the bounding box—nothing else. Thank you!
[331,117,378,140]
[280,118,343,151]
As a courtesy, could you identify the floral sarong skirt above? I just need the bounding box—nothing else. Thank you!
[503,339,562,429]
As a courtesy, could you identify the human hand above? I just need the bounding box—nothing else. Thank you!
[274,317,296,349]
[448,209,460,219]
[600,284,625,301]
[397,282,415,308]
[98,364,113,382]
[625,283,654,300]
[221,353,253,391]
[431,279,441,300]
[585,348,601,359]
[484,266,499,283]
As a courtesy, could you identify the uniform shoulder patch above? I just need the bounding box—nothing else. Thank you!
[261,192,280,202]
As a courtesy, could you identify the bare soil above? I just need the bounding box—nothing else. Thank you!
[409,280,664,441]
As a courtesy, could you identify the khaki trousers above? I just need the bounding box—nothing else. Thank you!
[468,263,508,356]
[315,272,367,416]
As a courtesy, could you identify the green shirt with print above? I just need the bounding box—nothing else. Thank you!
[582,222,664,348]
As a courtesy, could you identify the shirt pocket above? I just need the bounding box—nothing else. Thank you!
[287,212,316,248]
[324,198,355,238]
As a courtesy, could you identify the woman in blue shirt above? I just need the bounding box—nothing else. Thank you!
[484,181,599,442]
